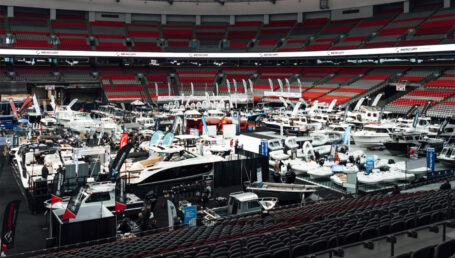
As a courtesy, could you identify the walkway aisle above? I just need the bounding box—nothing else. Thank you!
[0,155,47,255]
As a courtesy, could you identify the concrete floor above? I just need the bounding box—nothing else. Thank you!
[0,155,47,256]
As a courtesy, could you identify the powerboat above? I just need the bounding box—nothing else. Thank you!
[438,145,455,166]
[44,181,143,215]
[352,124,393,148]
[246,181,318,202]
[122,146,225,185]
[384,130,426,155]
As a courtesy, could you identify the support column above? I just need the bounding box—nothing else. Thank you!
[89,11,95,22]
[50,9,56,20]
[196,15,201,25]
[297,12,303,23]
[7,6,13,18]
[161,14,167,25]
[444,0,451,8]
[264,14,269,25]
[229,15,235,25]
[125,13,131,24]
[403,0,409,13]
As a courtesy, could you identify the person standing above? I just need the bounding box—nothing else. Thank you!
[41,163,49,181]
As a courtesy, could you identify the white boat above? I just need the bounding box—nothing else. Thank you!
[352,124,392,148]
[44,181,143,215]
[307,166,333,179]
[122,146,225,185]
[388,161,427,176]
[289,160,320,175]
[246,181,318,202]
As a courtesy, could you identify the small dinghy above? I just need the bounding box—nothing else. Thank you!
[290,160,320,175]
[308,166,333,179]
[357,170,384,185]
[388,161,427,176]
[270,150,290,161]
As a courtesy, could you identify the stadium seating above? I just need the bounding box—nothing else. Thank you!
[251,20,295,51]
[278,18,328,52]
[425,69,455,88]
[176,68,218,96]
[13,65,55,81]
[386,88,454,114]
[304,18,361,51]
[254,67,302,100]
[40,190,455,258]
[10,10,53,49]
[162,23,194,52]
[127,22,162,52]
[52,13,91,50]
[91,21,128,51]
[102,74,146,101]
[363,9,436,49]
[220,67,257,96]
[146,69,172,99]
[0,6,452,52]
[196,23,227,52]
[226,21,262,51]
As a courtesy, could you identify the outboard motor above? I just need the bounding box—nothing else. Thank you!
[388,159,395,164]
[348,155,355,164]
[285,171,296,184]
[318,158,325,166]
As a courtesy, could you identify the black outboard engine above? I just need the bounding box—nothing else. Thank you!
[388,159,395,164]
[318,158,325,166]
[285,171,296,183]
[348,155,355,164]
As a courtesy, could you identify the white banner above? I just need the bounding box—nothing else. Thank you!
[0,44,451,58]
[264,91,301,98]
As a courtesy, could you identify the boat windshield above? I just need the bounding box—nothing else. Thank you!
[164,150,197,161]
[440,147,449,156]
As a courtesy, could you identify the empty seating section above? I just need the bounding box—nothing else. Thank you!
[58,66,94,81]
[399,8,455,46]
[177,68,217,95]
[90,21,127,51]
[363,9,434,49]
[226,21,261,51]
[2,7,454,52]
[295,67,338,101]
[278,18,328,52]
[196,23,227,52]
[397,67,441,83]
[304,18,360,51]
[254,67,302,99]
[14,65,54,81]
[252,20,295,51]
[10,10,53,49]
[316,67,370,103]
[425,68,455,88]
[127,22,161,52]
[332,14,395,50]
[0,10,7,49]
[220,67,256,96]
[42,190,454,258]
[102,74,145,101]
[427,95,455,118]
[146,72,171,98]
[52,13,91,50]
[162,23,194,52]
[386,88,454,114]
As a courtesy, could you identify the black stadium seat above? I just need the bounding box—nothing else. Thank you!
[412,245,435,258]
[435,239,455,258]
